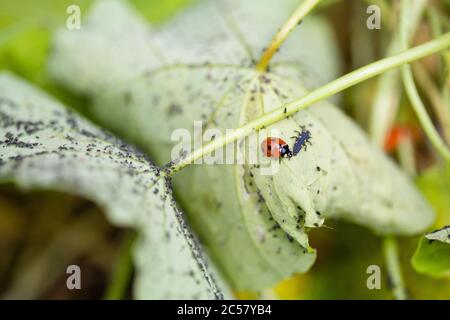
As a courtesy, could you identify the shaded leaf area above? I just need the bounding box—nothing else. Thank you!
[48,0,435,291]
[0,73,225,299]
[0,187,127,299]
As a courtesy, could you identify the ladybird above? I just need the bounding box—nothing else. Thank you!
[261,137,293,159]
[291,126,312,156]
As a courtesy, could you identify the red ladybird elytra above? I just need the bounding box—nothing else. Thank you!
[261,137,293,159]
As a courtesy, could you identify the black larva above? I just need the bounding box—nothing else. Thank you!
[291,126,312,156]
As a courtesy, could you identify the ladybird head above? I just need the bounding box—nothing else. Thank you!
[279,144,293,158]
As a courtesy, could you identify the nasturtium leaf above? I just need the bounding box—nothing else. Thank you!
[411,165,450,279]
[416,164,450,227]
[48,0,435,291]
[0,73,226,299]
[412,226,450,278]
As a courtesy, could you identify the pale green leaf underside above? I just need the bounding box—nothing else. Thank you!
[0,73,225,299]
[426,226,450,244]
[49,0,434,290]
[412,226,450,278]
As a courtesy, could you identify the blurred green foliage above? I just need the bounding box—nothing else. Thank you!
[0,0,194,110]
[417,163,450,227]
[412,235,450,278]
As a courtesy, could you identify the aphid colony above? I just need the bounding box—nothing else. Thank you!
[261,126,312,159]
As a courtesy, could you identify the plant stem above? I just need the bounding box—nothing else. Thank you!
[399,1,450,162]
[402,68,450,161]
[382,236,407,300]
[413,63,450,145]
[369,0,426,147]
[104,232,136,300]
[377,0,427,302]
[166,32,450,174]
[255,0,321,71]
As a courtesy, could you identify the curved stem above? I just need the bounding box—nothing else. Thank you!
[255,0,321,71]
[165,33,450,174]
[414,63,450,146]
[369,0,426,147]
[403,65,450,159]
[399,1,450,162]
[382,236,407,300]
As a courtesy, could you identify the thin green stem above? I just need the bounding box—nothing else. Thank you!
[369,0,426,147]
[256,0,321,71]
[382,236,408,300]
[414,63,450,145]
[404,70,450,155]
[399,1,450,162]
[166,32,450,174]
[379,0,431,302]
[104,232,136,300]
